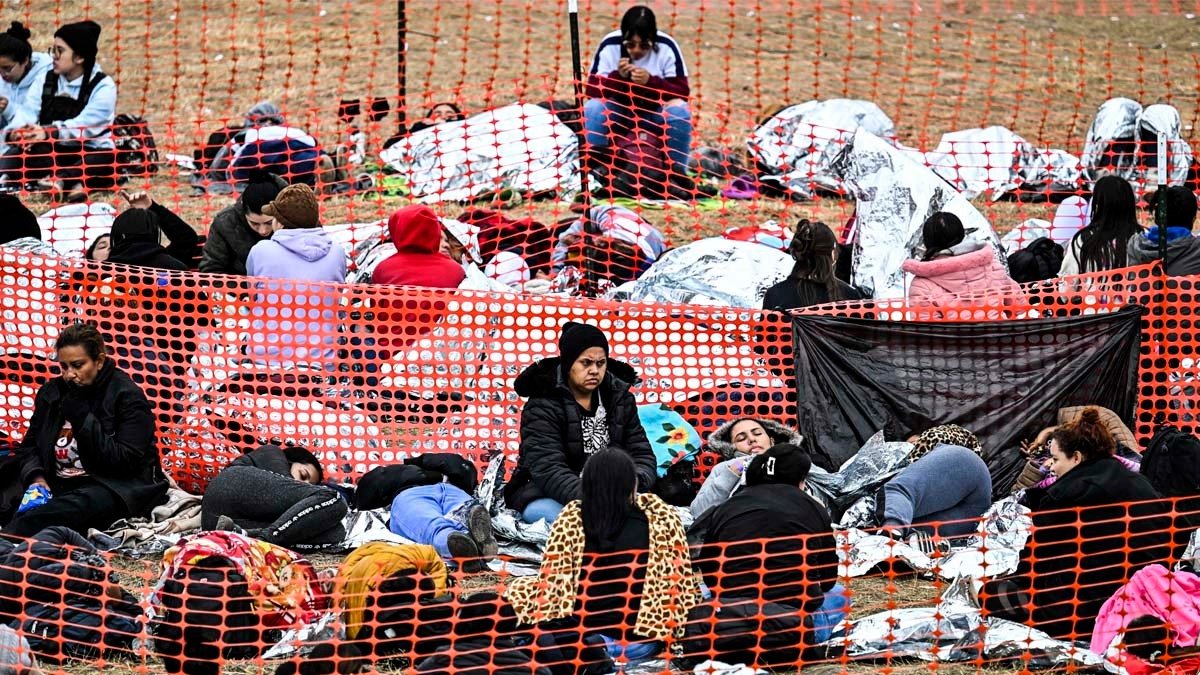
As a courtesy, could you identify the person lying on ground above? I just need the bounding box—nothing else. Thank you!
[981,407,1172,641]
[875,425,992,545]
[0,20,117,194]
[409,102,465,135]
[506,322,658,525]
[105,189,199,270]
[902,211,1022,306]
[0,22,52,150]
[1059,175,1142,277]
[684,442,847,668]
[388,482,497,573]
[690,416,803,519]
[201,444,347,551]
[2,322,168,537]
[0,193,39,244]
[763,219,864,311]
[199,170,287,275]
[505,449,703,668]
[584,5,692,174]
[1127,184,1200,276]
[84,233,110,261]
[371,204,465,288]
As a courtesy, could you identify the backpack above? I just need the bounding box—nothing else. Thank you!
[1141,425,1200,498]
[1006,236,1064,283]
[608,130,695,201]
[112,113,160,177]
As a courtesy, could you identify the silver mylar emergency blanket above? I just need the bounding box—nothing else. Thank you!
[923,126,1082,200]
[1080,97,1194,190]
[379,103,579,203]
[829,128,1006,298]
[37,202,117,256]
[805,431,913,519]
[749,98,896,199]
[618,238,794,308]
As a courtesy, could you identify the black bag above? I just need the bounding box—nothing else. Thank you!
[1006,237,1064,284]
[112,113,160,176]
[21,593,143,662]
[1141,425,1200,498]
[607,131,695,201]
[653,458,699,507]
[405,453,480,495]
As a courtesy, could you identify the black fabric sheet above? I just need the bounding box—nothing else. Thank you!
[792,305,1145,492]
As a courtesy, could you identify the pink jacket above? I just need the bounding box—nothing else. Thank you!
[1091,564,1200,654]
[902,245,1024,308]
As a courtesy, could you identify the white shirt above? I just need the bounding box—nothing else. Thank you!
[0,52,52,128]
[589,29,688,80]
[11,65,117,149]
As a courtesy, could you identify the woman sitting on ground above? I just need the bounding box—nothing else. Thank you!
[763,219,864,311]
[201,444,347,551]
[690,416,803,519]
[505,322,658,525]
[3,322,168,537]
[1059,175,1142,277]
[505,449,703,668]
[902,212,1022,307]
[981,408,1172,641]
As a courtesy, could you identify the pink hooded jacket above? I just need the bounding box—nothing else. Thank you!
[901,245,1023,307]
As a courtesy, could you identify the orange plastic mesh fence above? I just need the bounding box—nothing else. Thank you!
[4,0,1199,265]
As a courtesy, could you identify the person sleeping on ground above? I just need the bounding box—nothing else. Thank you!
[201,444,347,552]
[875,425,992,546]
[690,416,804,519]
[684,442,848,668]
[981,407,1172,641]
[504,449,703,669]
[1,322,168,537]
[505,322,658,525]
[387,482,497,573]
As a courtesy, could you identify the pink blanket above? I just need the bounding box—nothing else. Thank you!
[1091,564,1200,653]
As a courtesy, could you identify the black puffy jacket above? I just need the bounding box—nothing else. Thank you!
[504,358,656,512]
[17,360,168,516]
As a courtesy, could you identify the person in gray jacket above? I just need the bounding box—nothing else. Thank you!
[201,444,346,551]
[1127,185,1200,276]
[690,417,804,519]
[198,171,286,275]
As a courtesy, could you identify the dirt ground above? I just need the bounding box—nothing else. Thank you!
[15,0,1198,242]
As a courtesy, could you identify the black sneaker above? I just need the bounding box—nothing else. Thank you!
[465,505,498,559]
[447,531,483,573]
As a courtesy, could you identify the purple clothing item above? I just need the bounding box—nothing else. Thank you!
[246,228,347,282]
[1034,453,1140,490]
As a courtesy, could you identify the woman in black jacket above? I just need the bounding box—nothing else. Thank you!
[505,322,657,525]
[981,408,1172,641]
[762,219,863,311]
[3,323,168,537]
[105,189,200,270]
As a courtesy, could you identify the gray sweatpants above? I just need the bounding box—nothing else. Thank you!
[879,445,992,538]
[201,465,347,551]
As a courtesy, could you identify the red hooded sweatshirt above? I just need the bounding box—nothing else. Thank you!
[371,205,466,288]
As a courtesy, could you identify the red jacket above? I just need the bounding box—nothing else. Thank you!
[371,205,465,289]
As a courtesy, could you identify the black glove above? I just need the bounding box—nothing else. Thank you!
[59,389,91,425]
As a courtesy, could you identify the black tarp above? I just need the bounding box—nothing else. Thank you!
[792,305,1145,492]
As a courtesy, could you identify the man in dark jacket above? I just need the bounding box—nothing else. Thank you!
[504,322,657,524]
[198,172,286,275]
[201,444,347,551]
[1127,185,1200,276]
[684,443,847,668]
[4,323,168,537]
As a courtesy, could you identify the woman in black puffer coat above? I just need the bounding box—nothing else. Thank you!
[504,322,657,525]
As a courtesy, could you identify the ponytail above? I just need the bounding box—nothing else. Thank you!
[788,219,840,305]
[0,22,33,65]
[1050,407,1116,462]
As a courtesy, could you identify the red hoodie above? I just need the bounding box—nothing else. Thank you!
[371,205,466,288]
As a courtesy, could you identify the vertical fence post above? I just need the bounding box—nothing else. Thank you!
[1156,131,1169,270]
[398,0,408,135]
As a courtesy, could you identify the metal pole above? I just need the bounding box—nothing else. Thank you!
[567,0,596,295]
[398,0,408,135]
[1156,131,1169,271]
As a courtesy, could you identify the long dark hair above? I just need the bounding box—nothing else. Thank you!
[620,6,658,49]
[580,449,638,551]
[921,212,966,261]
[0,22,32,65]
[788,219,839,305]
[1073,175,1140,273]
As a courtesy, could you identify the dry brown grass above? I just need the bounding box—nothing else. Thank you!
[14,0,1199,241]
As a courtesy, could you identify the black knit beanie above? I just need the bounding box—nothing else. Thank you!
[558,321,609,377]
[745,443,813,487]
[282,446,325,483]
[54,20,101,65]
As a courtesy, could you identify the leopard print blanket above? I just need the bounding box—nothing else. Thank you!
[910,424,982,462]
[503,493,703,640]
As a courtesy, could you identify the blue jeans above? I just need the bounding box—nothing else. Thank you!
[389,483,473,558]
[880,445,993,538]
[583,98,693,172]
[522,498,565,525]
[595,634,662,662]
[810,583,850,643]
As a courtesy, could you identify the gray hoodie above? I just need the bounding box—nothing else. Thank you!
[1127,227,1200,277]
[691,418,805,519]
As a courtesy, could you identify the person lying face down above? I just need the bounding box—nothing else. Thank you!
[689,417,804,519]
[200,444,348,552]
